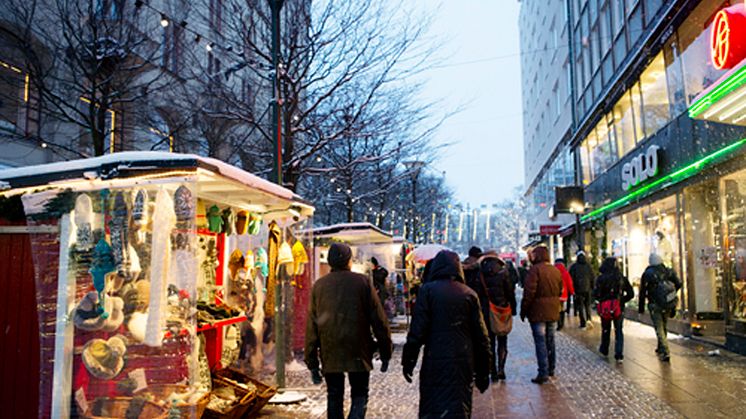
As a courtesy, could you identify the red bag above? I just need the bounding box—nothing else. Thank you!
[597,299,622,321]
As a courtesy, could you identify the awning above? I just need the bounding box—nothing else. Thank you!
[0,151,314,220]
[302,222,394,245]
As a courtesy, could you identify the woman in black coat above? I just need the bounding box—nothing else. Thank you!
[593,257,634,362]
[480,253,517,381]
[402,250,491,418]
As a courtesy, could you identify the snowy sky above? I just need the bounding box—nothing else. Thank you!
[416,0,524,207]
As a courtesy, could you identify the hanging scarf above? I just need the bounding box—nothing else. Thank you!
[145,188,176,347]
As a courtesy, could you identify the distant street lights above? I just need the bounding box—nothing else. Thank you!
[403,160,426,243]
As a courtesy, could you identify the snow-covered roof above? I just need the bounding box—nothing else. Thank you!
[302,222,394,244]
[0,151,314,218]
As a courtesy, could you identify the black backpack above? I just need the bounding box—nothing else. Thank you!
[651,267,678,310]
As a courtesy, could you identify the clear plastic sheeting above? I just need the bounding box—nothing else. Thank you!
[22,181,203,418]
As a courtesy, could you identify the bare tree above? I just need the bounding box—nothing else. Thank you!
[0,0,195,157]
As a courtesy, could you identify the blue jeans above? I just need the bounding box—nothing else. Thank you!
[530,321,556,377]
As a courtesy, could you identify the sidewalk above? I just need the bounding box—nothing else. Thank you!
[260,313,746,418]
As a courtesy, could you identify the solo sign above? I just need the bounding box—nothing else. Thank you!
[710,4,746,70]
[622,145,660,191]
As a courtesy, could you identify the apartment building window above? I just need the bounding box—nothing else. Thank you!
[79,97,116,153]
[599,2,612,55]
[612,0,625,37]
[0,61,28,134]
[208,52,221,77]
[645,0,664,25]
[554,82,561,120]
[210,0,223,33]
[163,25,184,74]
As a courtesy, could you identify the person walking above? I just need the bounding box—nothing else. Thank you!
[518,259,529,288]
[480,251,517,381]
[402,250,491,418]
[569,251,595,329]
[305,243,393,419]
[371,257,391,317]
[506,260,520,288]
[593,257,634,363]
[554,258,574,331]
[639,253,682,362]
[520,245,562,384]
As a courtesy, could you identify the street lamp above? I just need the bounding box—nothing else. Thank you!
[403,160,426,243]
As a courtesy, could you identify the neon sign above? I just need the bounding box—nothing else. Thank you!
[710,5,746,70]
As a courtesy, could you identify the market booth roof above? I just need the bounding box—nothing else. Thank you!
[302,222,393,245]
[0,151,314,219]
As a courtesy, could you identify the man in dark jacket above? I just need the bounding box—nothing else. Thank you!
[569,251,595,328]
[305,243,392,419]
[638,253,682,362]
[402,250,491,418]
[371,257,390,316]
[518,259,529,288]
[521,245,562,384]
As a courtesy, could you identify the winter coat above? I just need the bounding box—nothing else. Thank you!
[555,263,575,302]
[569,254,594,294]
[372,265,389,302]
[593,267,634,307]
[463,255,489,321]
[304,268,392,373]
[518,266,529,288]
[403,250,491,419]
[520,247,563,323]
[483,269,517,316]
[638,264,682,314]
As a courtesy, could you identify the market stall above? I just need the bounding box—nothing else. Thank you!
[0,152,314,418]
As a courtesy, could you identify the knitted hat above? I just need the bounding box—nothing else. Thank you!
[174,186,195,222]
[101,296,125,332]
[73,291,106,331]
[649,253,663,266]
[131,189,148,227]
[248,214,262,235]
[235,211,249,235]
[82,336,127,380]
[207,205,224,233]
[74,194,94,250]
[292,241,309,275]
[278,242,294,266]
[255,248,269,277]
[328,243,352,269]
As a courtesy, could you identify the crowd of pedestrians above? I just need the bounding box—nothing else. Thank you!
[303,240,682,418]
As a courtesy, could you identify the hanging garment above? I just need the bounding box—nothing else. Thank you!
[292,240,309,276]
[131,189,149,244]
[109,192,129,275]
[74,193,94,250]
[264,221,281,317]
[145,188,176,347]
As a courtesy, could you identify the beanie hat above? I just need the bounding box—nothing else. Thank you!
[328,242,352,270]
[371,257,379,266]
[649,253,663,266]
[468,246,483,258]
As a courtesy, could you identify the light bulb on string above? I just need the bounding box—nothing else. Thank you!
[206,43,214,52]
[160,14,169,27]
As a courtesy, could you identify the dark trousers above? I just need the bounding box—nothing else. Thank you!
[496,335,508,372]
[599,315,624,360]
[575,292,593,327]
[488,329,497,374]
[324,371,370,419]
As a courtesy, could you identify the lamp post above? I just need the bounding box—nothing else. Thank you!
[403,160,426,243]
[268,0,286,389]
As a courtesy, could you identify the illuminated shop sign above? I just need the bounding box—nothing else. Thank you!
[621,145,660,191]
[710,4,746,70]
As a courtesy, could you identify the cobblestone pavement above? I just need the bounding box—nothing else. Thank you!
[259,313,746,418]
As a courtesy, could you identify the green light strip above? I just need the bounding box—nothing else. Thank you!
[689,64,746,118]
[581,138,746,222]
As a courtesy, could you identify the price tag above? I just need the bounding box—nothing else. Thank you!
[129,368,148,393]
[75,387,89,414]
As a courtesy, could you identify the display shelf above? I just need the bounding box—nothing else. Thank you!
[196,315,247,332]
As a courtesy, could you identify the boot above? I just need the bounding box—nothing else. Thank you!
[348,396,368,419]
[490,366,499,382]
[496,348,507,380]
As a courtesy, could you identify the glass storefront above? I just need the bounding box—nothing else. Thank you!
[721,168,746,322]
[607,195,681,311]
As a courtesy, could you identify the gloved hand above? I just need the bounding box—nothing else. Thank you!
[310,368,323,385]
[381,359,389,373]
[402,365,413,383]
[475,376,489,393]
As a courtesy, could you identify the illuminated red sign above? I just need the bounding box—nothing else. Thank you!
[710,5,746,70]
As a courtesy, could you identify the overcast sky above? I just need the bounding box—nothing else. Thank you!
[417,0,524,207]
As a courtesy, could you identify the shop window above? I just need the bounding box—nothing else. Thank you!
[614,90,637,155]
[639,51,670,138]
[678,0,728,105]
[720,170,746,322]
[607,195,681,311]
[580,140,592,185]
[0,61,29,134]
[645,0,663,26]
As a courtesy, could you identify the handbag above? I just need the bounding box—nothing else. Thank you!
[597,298,622,321]
[489,302,513,336]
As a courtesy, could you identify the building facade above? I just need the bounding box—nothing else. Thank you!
[519,0,576,246]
